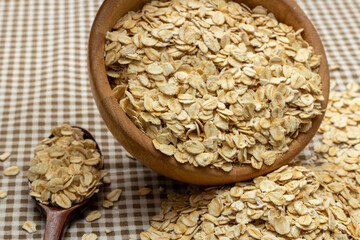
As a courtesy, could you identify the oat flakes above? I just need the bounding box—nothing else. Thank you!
[0,152,11,161]
[81,233,98,240]
[0,190,7,199]
[105,0,323,171]
[102,200,114,208]
[102,176,111,185]
[139,82,360,239]
[3,166,20,176]
[329,64,341,71]
[86,210,101,222]
[138,187,152,196]
[27,124,104,208]
[22,221,37,234]
[106,189,122,202]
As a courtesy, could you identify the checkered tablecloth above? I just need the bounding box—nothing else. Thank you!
[0,0,359,239]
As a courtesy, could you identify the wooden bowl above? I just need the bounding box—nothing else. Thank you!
[88,0,329,185]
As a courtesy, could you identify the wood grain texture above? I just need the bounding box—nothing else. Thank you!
[88,0,330,185]
[36,199,90,240]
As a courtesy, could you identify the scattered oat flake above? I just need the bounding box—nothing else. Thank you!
[139,83,360,239]
[3,166,20,176]
[0,190,7,199]
[105,229,112,234]
[138,187,152,196]
[125,151,135,159]
[102,176,111,185]
[106,0,323,171]
[22,221,37,233]
[106,189,122,202]
[81,233,98,240]
[102,200,114,208]
[0,152,11,161]
[330,64,341,71]
[86,210,101,222]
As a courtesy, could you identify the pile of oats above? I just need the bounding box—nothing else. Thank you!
[139,82,360,239]
[27,124,106,208]
[105,0,323,171]
[102,188,122,208]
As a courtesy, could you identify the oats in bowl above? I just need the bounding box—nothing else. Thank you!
[139,83,360,239]
[104,0,323,172]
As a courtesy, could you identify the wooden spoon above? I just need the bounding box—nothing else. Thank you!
[31,198,92,240]
[29,126,102,240]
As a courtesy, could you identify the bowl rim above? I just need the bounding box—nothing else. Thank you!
[88,0,330,185]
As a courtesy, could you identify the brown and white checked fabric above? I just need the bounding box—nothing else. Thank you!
[0,0,359,239]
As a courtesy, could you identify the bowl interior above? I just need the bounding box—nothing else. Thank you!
[88,0,329,185]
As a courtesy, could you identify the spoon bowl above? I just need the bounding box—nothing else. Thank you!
[29,126,102,240]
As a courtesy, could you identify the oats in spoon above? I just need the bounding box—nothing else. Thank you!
[27,124,105,208]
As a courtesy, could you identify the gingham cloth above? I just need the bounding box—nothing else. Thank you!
[0,0,359,239]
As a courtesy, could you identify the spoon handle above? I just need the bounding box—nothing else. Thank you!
[43,209,69,240]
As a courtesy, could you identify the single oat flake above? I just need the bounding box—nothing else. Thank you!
[22,221,37,234]
[0,190,7,199]
[3,166,20,176]
[102,176,111,185]
[106,189,122,202]
[81,233,98,240]
[329,64,341,71]
[102,200,114,208]
[138,187,152,196]
[86,210,101,222]
[0,152,11,161]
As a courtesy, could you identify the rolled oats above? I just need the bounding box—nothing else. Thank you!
[138,187,152,196]
[54,192,72,209]
[27,124,104,208]
[102,176,111,185]
[22,221,37,234]
[330,64,341,71]
[0,152,11,161]
[102,200,114,208]
[0,190,7,199]
[139,82,360,239]
[106,0,323,171]
[3,166,20,176]
[106,189,122,202]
